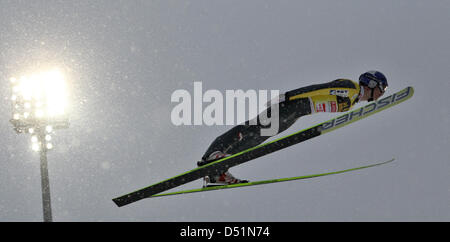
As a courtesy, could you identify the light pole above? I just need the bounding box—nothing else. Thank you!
[9,69,69,222]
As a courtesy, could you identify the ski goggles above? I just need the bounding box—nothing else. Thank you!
[367,79,388,93]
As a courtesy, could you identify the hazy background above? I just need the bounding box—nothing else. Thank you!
[0,0,449,221]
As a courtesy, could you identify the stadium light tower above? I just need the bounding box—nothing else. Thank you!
[9,69,69,222]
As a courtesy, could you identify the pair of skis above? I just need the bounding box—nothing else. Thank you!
[113,87,414,207]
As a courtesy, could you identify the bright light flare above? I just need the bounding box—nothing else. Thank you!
[42,70,68,117]
[11,69,68,118]
[32,143,40,152]
[31,135,38,143]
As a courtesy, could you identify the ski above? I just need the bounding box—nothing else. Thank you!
[149,158,395,198]
[112,86,414,207]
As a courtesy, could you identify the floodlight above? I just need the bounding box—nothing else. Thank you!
[9,68,70,222]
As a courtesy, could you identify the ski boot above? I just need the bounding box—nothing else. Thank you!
[203,171,249,187]
[197,151,249,187]
[197,151,230,167]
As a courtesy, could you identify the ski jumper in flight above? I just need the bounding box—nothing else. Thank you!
[198,71,389,185]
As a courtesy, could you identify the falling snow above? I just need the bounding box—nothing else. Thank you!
[0,0,449,222]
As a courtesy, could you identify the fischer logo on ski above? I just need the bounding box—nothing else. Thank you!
[321,87,413,132]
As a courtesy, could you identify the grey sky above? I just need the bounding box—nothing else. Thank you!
[0,0,449,221]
